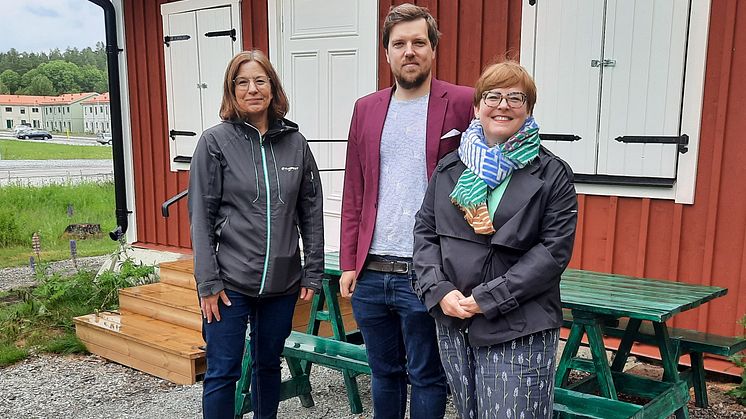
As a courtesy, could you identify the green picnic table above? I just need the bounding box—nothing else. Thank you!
[555,269,727,419]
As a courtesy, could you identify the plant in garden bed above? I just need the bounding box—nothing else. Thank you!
[0,247,157,367]
[727,314,746,406]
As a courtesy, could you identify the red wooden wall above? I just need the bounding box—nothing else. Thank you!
[123,0,746,336]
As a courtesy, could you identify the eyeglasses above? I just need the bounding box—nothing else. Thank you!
[481,91,527,109]
[233,76,270,90]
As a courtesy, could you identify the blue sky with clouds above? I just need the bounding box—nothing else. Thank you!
[0,0,105,53]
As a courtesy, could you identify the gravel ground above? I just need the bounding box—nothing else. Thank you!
[0,255,111,292]
[1,258,743,418]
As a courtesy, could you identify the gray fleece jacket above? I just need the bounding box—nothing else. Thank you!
[188,118,324,298]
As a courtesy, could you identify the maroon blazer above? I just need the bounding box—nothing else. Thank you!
[340,78,475,274]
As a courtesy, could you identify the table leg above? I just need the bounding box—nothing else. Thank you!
[555,322,584,388]
[652,321,689,419]
[610,318,641,372]
[584,320,617,400]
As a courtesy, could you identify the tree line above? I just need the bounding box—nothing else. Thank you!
[0,43,108,96]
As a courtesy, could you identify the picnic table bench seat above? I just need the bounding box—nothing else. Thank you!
[562,310,746,408]
[234,331,370,418]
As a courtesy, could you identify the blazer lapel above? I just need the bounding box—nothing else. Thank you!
[426,81,448,178]
[490,161,544,235]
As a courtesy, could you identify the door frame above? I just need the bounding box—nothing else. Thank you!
[520,0,711,204]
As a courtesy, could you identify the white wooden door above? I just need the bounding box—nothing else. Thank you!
[596,0,688,178]
[196,7,236,133]
[531,0,604,175]
[273,0,378,251]
[164,11,202,163]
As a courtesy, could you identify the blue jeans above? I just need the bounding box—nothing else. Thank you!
[201,289,298,419]
[351,268,447,419]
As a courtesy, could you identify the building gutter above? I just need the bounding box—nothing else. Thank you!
[89,0,129,240]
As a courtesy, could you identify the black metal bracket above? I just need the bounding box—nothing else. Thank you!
[162,189,188,217]
[164,34,190,47]
[169,130,197,141]
[205,29,236,41]
[540,133,581,142]
[173,156,192,163]
[529,0,537,5]
[615,134,689,154]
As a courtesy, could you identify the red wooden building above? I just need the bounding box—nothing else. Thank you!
[111,0,745,372]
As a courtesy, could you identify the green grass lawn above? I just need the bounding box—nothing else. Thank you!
[0,139,112,160]
[0,182,119,268]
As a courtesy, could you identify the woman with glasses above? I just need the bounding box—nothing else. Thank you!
[188,49,324,419]
[412,60,577,418]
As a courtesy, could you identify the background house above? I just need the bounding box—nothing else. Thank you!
[82,92,112,133]
[0,95,49,129]
[112,0,745,373]
[41,92,98,133]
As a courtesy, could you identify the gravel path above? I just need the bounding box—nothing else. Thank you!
[0,255,110,292]
[1,258,743,418]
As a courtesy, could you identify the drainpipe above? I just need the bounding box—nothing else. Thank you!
[89,0,129,241]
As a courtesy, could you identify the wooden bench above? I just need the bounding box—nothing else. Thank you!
[234,331,370,418]
[562,311,746,408]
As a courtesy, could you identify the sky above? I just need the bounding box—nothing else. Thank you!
[0,0,106,54]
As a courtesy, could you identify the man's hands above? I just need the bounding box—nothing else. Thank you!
[200,290,231,324]
[438,290,483,319]
[340,270,357,298]
[299,287,315,301]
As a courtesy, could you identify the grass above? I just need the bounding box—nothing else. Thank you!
[0,182,118,268]
[0,257,157,366]
[0,138,112,160]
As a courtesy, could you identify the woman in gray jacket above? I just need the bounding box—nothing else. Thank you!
[413,61,577,419]
[188,50,324,419]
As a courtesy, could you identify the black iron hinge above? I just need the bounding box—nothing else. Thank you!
[204,28,236,41]
[164,34,191,47]
[540,133,581,142]
[169,130,197,141]
[615,134,689,154]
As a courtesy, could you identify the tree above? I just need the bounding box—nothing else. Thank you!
[23,74,56,96]
[0,69,21,94]
[39,60,83,94]
[0,80,9,94]
[79,65,106,92]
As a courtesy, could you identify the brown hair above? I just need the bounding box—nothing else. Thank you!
[473,60,537,114]
[219,49,289,122]
[382,3,441,50]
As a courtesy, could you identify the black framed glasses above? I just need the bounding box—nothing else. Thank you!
[481,91,527,109]
[233,76,270,90]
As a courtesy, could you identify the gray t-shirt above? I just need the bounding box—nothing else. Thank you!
[369,94,430,258]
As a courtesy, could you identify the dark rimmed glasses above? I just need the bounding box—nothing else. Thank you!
[233,76,270,90]
[481,91,527,109]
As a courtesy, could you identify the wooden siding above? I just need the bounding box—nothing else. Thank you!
[124,0,746,336]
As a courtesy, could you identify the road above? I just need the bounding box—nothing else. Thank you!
[0,132,108,147]
[0,159,113,186]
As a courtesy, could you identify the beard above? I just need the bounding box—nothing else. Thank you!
[393,64,431,90]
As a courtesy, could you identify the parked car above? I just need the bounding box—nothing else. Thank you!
[17,129,52,140]
[13,124,32,136]
[96,132,113,145]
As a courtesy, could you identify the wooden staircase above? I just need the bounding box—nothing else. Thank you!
[74,259,356,385]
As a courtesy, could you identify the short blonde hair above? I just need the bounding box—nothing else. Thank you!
[219,50,289,122]
[473,61,537,114]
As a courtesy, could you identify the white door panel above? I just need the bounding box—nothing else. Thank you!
[531,0,604,175]
[275,0,377,251]
[196,7,235,134]
[597,0,688,178]
[166,12,202,160]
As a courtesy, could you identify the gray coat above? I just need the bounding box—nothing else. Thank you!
[413,147,577,347]
[188,118,324,298]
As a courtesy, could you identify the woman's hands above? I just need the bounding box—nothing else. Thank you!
[201,290,232,324]
[438,290,483,319]
[299,287,315,301]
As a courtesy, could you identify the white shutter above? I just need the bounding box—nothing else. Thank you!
[196,7,235,132]
[531,0,605,175]
[597,0,689,178]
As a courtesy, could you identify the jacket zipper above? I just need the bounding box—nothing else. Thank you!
[246,123,272,295]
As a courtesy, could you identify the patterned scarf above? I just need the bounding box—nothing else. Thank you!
[450,115,541,234]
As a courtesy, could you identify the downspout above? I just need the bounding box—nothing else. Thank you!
[89,0,129,241]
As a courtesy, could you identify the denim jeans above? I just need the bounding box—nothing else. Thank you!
[351,267,447,419]
[201,289,298,419]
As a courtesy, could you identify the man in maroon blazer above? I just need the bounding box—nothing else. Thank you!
[339,4,474,418]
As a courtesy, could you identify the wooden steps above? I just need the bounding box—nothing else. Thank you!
[74,258,357,385]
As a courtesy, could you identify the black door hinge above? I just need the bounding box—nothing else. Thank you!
[540,133,581,142]
[164,35,191,47]
[615,134,689,154]
[169,130,197,141]
[204,28,236,41]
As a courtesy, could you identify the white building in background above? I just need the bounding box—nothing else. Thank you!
[0,95,50,130]
[82,92,111,134]
[41,92,99,134]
